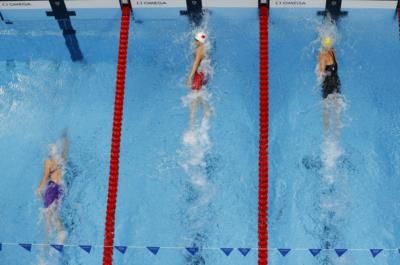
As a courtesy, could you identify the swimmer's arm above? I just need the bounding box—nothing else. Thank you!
[62,133,69,162]
[37,160,50,195]
[187,48,204,85]
[319,53,326,74]
[332,49,338,64]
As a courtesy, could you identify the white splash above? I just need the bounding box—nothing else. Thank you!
[47,140,67,172]
[320,94,346,185]
[321,136,343,170]
[317,15,339,49]
[181,89,212,108]
[181,118,211,188]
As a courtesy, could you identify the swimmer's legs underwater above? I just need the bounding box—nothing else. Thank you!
[190,95,211,127]
[45,206,66,244]
[323,94,342,138]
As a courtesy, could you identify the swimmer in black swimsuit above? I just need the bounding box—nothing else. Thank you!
[318,37,342,134]
[319,37,341,99]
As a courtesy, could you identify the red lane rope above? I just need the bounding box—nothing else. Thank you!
[258,6,268,265]
[102,5,131,265]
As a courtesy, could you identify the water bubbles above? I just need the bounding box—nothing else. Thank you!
[9,100,18,112]
[317,14,339,48]
[183,130,197,145]
[324,174,335,184]
[321,137,343,170]
[180,118,212,185]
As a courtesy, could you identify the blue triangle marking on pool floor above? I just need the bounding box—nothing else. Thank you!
[278,248,291,256]
[147,247,160,255]
[186,247,198,256]
[238,248,251,256]
[335,249,347,257]
[79,245,92,253]
[221,248,233,256]
[115,246,127,254]
[0,243,2,251]
[19,243,32,252]
[370,249,383,258]
[309,249,322,256]
[51,244,64,252]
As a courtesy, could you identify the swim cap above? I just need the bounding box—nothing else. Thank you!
[195,32,207,43]
[49,144,58,158]
[322,37,333,49]
[49,143,63,166]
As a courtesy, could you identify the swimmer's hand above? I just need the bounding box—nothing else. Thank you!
[317,71,325,84]
[36,188,43,198]
[186,76,193,88]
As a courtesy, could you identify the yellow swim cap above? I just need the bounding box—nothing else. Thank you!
[322,37,333,48]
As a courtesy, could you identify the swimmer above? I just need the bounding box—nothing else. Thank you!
[37,130,69,244]
[318,36,342,133]
[186,32,211,127]
[319,36,341,99]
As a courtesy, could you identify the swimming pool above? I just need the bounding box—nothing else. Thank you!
[0,6,258,265]
[1,2,400,265]
[0,8,120,265]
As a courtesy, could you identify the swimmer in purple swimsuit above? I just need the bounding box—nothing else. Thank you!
[43,178,63,208]
[37,130,68,244]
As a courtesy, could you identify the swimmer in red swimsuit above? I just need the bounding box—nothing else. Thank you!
[186,32,211,126]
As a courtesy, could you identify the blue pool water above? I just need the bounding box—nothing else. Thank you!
[270,8,400,265]
[1,6,399,265]
[0,8,258,265]
[0,10,121,265]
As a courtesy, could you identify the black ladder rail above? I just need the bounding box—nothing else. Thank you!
[180,0,204,26]
[317,0,348,21]
[119,0,133,11]
[46,0,84,62]
[259,0,269,9]
[0,11,13,24]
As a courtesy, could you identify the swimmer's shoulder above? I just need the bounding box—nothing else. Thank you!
[319,51,327,62]
[320,50,329,57]
[319,50,332,62]
[44,159,51,166]
[46,159,59,170]
[197,45,205,54]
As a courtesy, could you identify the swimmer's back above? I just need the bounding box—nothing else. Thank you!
[46,159,62,183]
[320,49,336,66]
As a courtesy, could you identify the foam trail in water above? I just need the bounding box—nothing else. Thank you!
[321,102,344,166]
[317,15,346,174]
[180,112,213,198]
[179,17,215,264]
[314,15,352,265]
